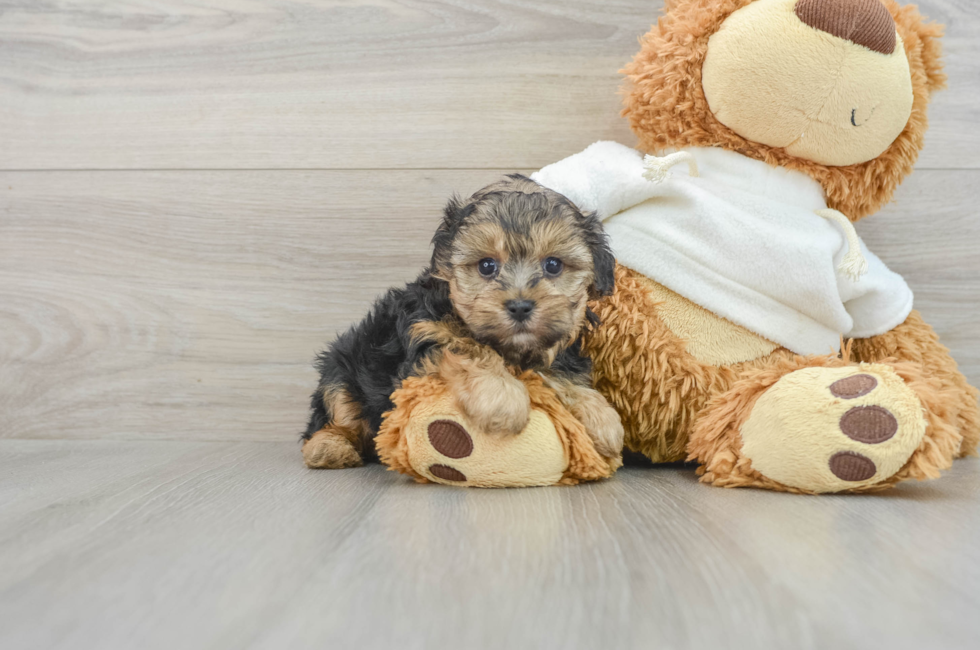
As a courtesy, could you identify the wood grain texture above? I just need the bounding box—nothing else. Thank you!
[2,169,978,441]
[0,440,977,650]
[0,0,977,171]
[0,169,508,440]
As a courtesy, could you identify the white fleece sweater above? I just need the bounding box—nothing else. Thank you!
[531,141,913,356]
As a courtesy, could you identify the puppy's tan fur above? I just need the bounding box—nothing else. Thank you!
[303,387,369,469]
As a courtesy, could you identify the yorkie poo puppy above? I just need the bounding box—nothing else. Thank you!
[302,174,624,469]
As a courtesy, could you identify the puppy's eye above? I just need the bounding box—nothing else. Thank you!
[543,257,564,277]
[477,258,498,278]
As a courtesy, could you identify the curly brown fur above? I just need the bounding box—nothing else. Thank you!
[584,266,787,462]
[303,175,618,469]
[621,0,945,220]
[587,266,978,492]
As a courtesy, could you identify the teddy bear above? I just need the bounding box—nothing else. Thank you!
[529,0,979,493]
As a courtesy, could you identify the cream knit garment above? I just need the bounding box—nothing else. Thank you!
[531,141,913,355]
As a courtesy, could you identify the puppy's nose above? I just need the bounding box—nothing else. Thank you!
[506,299,536,323]
[795,0,896,55]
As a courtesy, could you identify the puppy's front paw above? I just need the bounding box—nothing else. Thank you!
[457,372,531,436]
[577,400,625,458]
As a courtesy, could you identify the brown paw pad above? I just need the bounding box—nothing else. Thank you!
[830,374,878,399]
[427,420,474,459]
[429,464,467,482]
[828,451,877,482]
[839,405,898,444]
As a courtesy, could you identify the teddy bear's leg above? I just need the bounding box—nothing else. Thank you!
[688,351,966,493]
[584,265,726,464]
[375,372,620,487]
[848,310,980,457]
[379,393,569,487]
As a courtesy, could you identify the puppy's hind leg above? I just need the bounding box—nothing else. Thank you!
[302,385,369,469]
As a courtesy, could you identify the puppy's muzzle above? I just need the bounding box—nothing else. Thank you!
[505,299,536,323]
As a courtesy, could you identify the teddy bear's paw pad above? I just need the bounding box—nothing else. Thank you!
[425,421,472,482]
[828,451,877,482]
[427,420,474,459]
[739,365,926,493]
[428,464,467,482]
[838,405,898,443]
[829,374,878,399]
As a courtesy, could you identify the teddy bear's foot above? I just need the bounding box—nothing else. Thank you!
[691,361,940,493]
[376,373,621,487]
[302,428,364,469]
[736,365,927,492]
[390,394,569,487]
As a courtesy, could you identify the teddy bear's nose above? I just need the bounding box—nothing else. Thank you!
[795,0,896,55]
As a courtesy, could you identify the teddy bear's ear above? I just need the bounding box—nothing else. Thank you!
[893,2,946,96]
[429,195,473,279]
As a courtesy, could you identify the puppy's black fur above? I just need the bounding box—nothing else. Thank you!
[303,175,614,462]
[303,276,452,462]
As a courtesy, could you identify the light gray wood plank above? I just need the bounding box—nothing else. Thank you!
[0,440,977,650]
[2,169,978,441]
[0,0,976,171]
[0,169,507,440]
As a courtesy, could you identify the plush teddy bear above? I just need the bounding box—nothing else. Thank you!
[531,0,979,493]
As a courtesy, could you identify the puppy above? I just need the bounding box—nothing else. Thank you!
[302,174,624,469]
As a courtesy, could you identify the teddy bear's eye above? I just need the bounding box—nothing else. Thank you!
[477,258,498,278]
[543,257,564,277]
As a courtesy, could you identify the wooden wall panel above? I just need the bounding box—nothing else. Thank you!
[0,0,976,171]
[2,169,977,441]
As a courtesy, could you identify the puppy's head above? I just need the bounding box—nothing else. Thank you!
[430,175,614,365]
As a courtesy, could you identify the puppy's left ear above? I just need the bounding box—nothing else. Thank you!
[580,210,616,298]
[430,194,473,280]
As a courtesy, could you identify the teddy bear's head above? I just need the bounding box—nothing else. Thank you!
[622,0,945,219]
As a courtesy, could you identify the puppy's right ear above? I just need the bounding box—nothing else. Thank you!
[581,210,616,299]
[430,194,472,280]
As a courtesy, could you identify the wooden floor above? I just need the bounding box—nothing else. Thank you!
[0,441,978,650]
[2,1,979,648]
